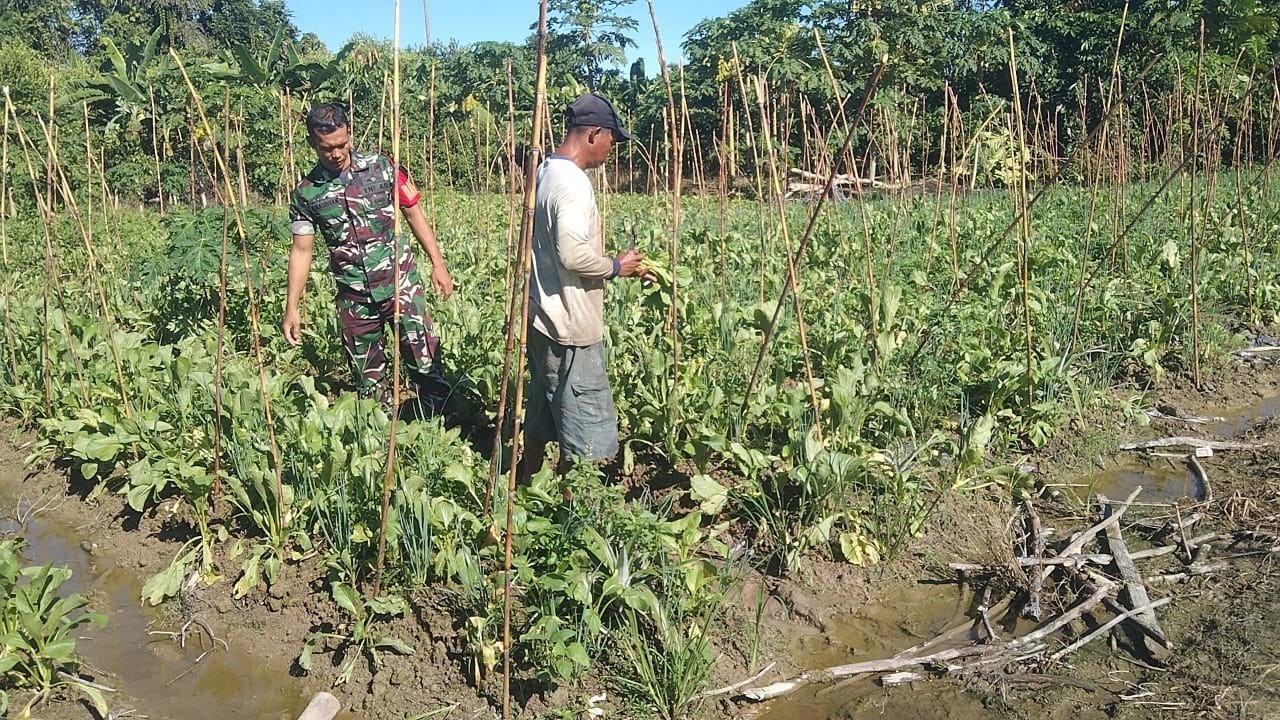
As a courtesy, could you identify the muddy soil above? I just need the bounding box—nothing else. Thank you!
[2,355,1278,720]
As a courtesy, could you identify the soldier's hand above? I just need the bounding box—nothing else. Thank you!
[282,308,303,346]
[432,265,454,299]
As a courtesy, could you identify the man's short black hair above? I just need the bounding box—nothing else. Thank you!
[306,104,349,136]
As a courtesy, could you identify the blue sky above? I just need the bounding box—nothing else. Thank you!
[282,0,748,72]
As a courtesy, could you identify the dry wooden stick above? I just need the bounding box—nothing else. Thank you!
[894,594,1015,658]
[1145,560,1228,586]
[1127,532,1222,561]
[1118,437,1263,451]
[1047,596,1173,662]
[697,661,776,699]
[949,554,1114,573]
[1044,486,1143,583]
[1024,498,1046,619]
[1100,494,1172,653]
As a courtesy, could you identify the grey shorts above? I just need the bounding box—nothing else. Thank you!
[524,328,619,462]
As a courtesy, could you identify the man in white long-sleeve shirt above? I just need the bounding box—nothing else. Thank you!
[524,93,653,477]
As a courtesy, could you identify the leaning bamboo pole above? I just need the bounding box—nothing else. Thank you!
[754,73,824,444]
[171,48,286,527]
[738,60,886,432]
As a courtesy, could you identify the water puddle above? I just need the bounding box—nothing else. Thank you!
[1203,393,1280,438]
[1085,453,1203,503]
[0,486,349,719]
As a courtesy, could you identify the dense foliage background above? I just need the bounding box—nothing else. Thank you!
[2,0,1277,208]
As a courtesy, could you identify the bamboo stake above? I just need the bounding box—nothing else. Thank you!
[906,54,1165,367]
[727,47,769,303]
[646,0,682,418]
[375,0,406,597]
[150,87,164,212]
[428,62,437,224]
[500,5,549,718]
[213,200,229,501]
[504,59,518,296]
[0,89,19,385]
[4,92,54,413]
[1008,30,1034,411]
[17,98,127,416]
[1190,22,1205,389]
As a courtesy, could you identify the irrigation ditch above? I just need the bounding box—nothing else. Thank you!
[2,353,1278,719]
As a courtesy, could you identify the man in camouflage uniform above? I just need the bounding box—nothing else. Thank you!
[283,104,455,416]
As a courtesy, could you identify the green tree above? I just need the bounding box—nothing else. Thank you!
[202,0,299,56]
[542,0,639,89]
[0,0,80,58]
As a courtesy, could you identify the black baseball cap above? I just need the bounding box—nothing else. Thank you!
[566,93,635,142]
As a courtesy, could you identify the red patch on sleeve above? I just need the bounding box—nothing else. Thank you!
[397,168,421,208]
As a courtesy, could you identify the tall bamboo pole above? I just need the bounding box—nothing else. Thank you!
[0,90,17,385]
[504,59,519,296]
[1008,30,1034,410]
[497,9,549,718]
[5,91,54,413]
[1189,23,1205,389]
[647,0,682,417]
[30,105,132,417]
[375,0,407,596]
[754,72,824,444]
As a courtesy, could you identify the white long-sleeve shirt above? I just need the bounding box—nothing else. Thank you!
[529,157,615,346]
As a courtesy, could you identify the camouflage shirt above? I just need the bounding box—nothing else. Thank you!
[289,149,423,302]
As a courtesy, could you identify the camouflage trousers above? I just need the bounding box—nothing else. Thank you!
[336,284,452,415]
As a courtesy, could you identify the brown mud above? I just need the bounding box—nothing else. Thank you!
[2,355,1279,719]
